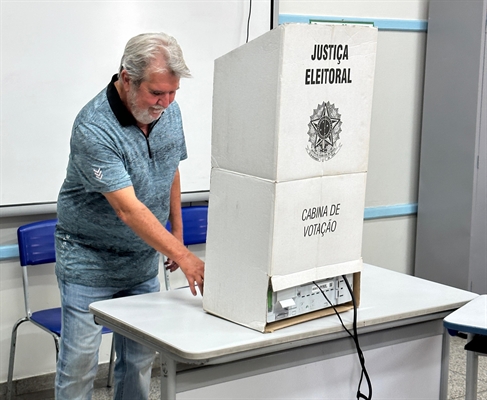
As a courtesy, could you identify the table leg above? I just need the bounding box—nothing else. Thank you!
[439,328,450,400]
[160,353,177,400]
[465,334,478,400]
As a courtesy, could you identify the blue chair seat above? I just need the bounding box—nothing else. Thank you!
[31,308,111,336]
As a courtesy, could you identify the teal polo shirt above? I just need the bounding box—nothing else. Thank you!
[55,75,187,288]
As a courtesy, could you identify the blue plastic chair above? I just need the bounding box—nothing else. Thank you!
[164,206,208,290]
[7,219,114,399]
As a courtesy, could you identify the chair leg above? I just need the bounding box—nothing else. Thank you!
[53,335,60,360]
[7,317,29,400]
[107,336,115,387]
[163,256,171,291]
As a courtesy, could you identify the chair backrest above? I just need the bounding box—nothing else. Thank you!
[166,206,208,246]
[182,206,208,245]
[17,219,58,266]
[17,219,58,317]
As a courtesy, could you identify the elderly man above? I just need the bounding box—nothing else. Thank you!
[54,32,204,399]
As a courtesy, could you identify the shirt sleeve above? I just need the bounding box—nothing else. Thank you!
[70,122,133,194]
[170,101,188,163]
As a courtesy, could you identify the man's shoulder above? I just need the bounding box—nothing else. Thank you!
[166,100,181,116]
[158,101,183,129]
[74,86,113,127]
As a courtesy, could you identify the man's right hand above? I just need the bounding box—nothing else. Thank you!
[177,251,205,296]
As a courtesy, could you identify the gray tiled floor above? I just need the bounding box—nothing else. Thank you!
[9,334,487,399]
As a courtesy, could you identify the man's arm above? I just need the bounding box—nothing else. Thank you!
[168,168,183,243]
[166,168,183,272]
[103,182,204,296]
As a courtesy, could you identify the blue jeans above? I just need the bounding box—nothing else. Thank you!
[55,276,160,400]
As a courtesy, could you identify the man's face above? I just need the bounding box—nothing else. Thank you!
[127,69,180,125]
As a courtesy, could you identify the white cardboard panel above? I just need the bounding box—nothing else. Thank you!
[203,168,366,331]
[271,173,366,276]
[212,23,378,182]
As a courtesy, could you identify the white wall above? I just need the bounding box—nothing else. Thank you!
[279,0,428,274]
[280,0,427,20]
[0,0,429,386]
[0,1,272,206]
[362,27,425,274]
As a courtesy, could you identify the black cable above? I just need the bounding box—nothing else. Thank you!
[246,0,252,43]
[270,0,275,29]
[313,276,373,400]
[343,275,373,400]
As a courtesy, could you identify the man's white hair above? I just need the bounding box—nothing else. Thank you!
[119,32,191,86]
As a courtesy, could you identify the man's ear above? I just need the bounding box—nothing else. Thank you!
[119,69,131,91]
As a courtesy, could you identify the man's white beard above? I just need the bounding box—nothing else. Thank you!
[128,88,164,125]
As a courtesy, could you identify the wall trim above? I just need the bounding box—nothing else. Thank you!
[0,244,19,260]
[364,203,418,220]
[0,203,418,261]
[279,14,428,32]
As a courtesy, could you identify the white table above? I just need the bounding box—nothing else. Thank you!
[444,295,487,400]
[90,264,477,399]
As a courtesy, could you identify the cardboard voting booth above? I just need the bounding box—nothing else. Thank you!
[203,23,378,332]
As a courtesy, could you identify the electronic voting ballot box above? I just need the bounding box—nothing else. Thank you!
[203,23,378,332]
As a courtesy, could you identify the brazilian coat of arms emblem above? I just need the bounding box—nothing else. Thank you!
[306,101,342,162]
